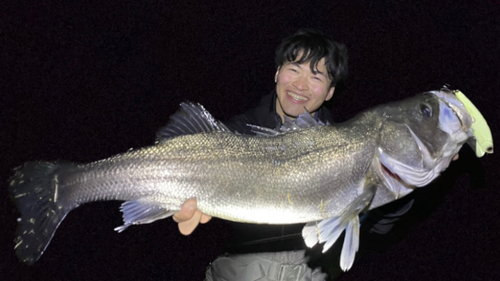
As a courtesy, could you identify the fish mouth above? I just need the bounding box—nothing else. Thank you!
[432,89,472,131]
[433,89,493,158]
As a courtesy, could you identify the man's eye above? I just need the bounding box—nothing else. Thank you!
[313,76,322,81]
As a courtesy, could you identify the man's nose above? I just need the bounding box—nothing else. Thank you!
[293,75,309,91]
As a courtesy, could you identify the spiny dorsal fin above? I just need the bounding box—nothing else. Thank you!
[156,102,230,142]
[249,111,328,136]
[247,124,281,136]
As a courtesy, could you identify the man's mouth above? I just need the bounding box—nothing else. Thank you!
[287,91,308,102]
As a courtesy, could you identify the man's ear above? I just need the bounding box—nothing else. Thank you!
[325,86,335,101]
[274,67,280,83]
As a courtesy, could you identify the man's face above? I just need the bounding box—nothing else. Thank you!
[275,57,335,121]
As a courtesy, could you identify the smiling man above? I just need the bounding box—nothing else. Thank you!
[174,29,348,280]
[275,57,335,121]
[272,30,347,124]
[207,29,348,136]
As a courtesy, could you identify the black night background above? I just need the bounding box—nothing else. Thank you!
[1,1,499,280]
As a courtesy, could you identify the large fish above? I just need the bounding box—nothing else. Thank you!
[9,88,493,271]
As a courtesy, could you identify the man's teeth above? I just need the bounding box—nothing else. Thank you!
[288,92,308,101]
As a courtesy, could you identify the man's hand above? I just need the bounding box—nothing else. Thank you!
[173,199,212,235]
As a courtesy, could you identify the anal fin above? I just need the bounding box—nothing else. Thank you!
[302,184,376,271]
[114,199,175,233]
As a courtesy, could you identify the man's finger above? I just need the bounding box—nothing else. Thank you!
[200,214,212,224]
[173,199,197,222]
[178,210,202,235]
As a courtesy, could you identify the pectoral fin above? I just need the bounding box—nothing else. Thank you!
[114,199,175,232]
[302,185,376,271]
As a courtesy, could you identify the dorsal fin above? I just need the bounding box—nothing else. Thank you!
[156,102,230,142]
[249,111,328,136]
[247,125,281,136]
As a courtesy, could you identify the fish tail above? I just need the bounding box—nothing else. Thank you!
[9,161,76,265]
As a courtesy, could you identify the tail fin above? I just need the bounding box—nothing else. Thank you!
[9,161,75,265]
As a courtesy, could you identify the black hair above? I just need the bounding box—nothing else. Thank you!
[275,28,348,86]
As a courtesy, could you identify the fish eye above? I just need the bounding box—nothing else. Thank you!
[420,104,432,117]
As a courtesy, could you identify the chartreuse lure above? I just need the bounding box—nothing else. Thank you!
[454,90,493,157]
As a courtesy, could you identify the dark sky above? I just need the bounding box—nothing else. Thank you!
[1,0,499,280]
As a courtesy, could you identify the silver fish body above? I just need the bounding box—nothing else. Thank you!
[70,123,377,224]
[9,88,489,269]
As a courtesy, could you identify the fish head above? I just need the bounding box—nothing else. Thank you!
[376,88,491,195]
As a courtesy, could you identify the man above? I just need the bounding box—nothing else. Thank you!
[173,28,348,280]
[173,29,460,280]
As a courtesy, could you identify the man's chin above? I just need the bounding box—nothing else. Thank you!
[283,111,302,120]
